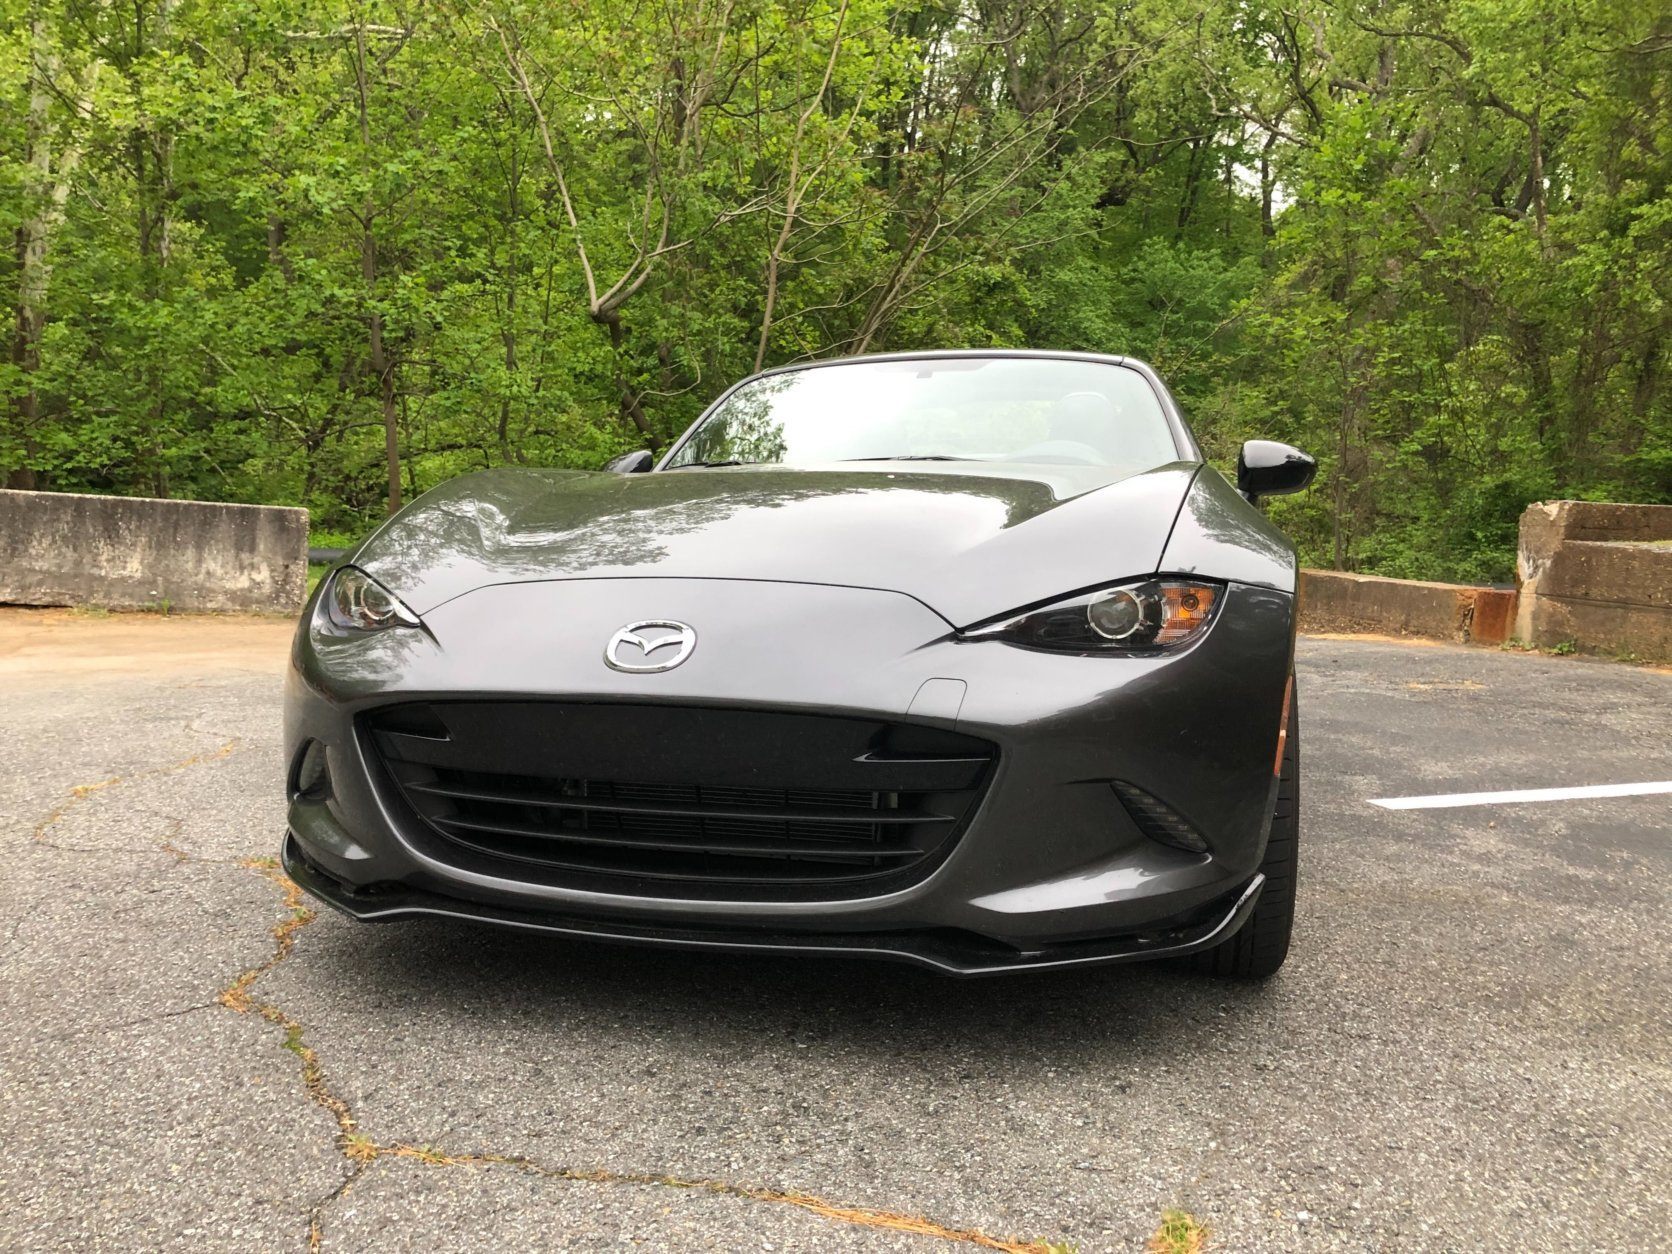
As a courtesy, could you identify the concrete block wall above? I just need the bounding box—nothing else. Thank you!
[1,487,1663,656]
[1298,570,1517,644]
[0,489,308,613]
[1516,500,1672,661]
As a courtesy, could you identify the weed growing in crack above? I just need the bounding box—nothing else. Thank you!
[1148,1209,1207,1254]
[342,1134,380,1164]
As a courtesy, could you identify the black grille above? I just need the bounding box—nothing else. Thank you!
[364,703,996,900]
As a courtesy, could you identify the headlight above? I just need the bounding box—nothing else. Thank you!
[966,578,1221,653]
[318,566,421,633]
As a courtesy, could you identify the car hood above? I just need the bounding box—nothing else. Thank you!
[353,461,1201,628]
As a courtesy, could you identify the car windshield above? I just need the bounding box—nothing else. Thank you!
[663,357,1181,472]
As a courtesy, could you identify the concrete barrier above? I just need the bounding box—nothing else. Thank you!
[0,489,308,613]
[1516,500,1672,661]
[1298,570,1518,644]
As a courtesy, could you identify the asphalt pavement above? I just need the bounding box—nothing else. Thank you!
[1,611,1667,1252]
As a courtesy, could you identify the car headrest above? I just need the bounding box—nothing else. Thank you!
[1047,391,1122,456]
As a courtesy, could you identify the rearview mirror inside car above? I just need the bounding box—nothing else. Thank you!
[602,449,655,474]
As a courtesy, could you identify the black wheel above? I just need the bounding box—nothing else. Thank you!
[1189,681,1298,979]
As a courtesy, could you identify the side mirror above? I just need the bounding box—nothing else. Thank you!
[602,449,654,474]
[1237,440,1316,502]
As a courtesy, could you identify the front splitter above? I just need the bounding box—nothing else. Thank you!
[282,833,1263,978]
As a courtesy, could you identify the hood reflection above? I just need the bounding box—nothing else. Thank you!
[357,462,1199,627]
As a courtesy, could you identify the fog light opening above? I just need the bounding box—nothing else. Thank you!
[1112,781,1209,855]
[293,740,332,802]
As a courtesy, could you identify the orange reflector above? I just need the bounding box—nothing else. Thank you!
[1273,673,1293,776]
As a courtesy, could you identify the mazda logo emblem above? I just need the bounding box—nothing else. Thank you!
[604,620,697,673]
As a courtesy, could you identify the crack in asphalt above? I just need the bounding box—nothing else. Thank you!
[224,858,1056,1254]
[34,815,260,865]
[8,746,251,969]
[0,915,23,965]
[306,1162,369,1254]
[41,1001,217,1043]
[219,859,362,1146]
[22,736,1056,1251]
[29,738,242,845]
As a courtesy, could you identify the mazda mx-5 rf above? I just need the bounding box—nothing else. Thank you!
[283,350,1317,977]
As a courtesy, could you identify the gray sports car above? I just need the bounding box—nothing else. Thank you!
[283,350,1315,977]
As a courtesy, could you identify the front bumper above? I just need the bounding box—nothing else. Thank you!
[284,576,1294,971]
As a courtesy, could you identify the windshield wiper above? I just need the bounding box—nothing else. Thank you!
[840,454,976,462]
[666,459,753,469]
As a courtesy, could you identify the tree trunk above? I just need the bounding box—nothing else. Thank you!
[499,148,520,462]
[754,0,848,371]
[129,0,181,497]
[1259,130,1279,244]
[1332,414,1349,571]
[1528,109,1547,255]
[266,216,296,284]
[355,25,401,516]
[8,17,101,490]
[601,311,660,450]
[363,214,400,516]
[1631,334,1661,428]
[499,326,517,462]
[1174,137,1204,238]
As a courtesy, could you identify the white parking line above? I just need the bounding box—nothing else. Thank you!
[1370,781,1672,810]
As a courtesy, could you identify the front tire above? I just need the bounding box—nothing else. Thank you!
[1189,682,1298,979]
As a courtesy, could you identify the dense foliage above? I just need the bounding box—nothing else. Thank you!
[5,0,1668,579]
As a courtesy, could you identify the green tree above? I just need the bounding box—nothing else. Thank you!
[0,0,1664,570]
